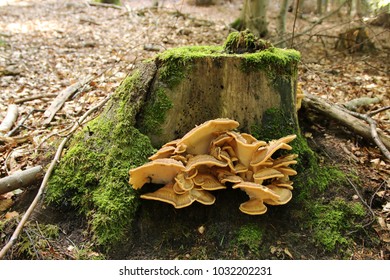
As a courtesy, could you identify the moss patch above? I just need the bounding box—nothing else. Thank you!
[46,69,155,247]
[232,224,264,257]
[223,30,273,54]
[310,198,366,253]
[137,87,173,136]
[155,43,300,87]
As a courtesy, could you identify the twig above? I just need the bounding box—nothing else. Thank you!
[5,109,43,137]
[14,94,56,104]
[0,166,43,195]
[43,75,93,126]
[290,0,299,48]
[302,94,390,153]
[368,106,390,117]
[346,177,376,235]
[276,0,347,47]
[339,107,390,161]
[0,104,18,135]
[0,95,111,260]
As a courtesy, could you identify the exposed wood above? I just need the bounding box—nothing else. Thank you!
[42,75,93,126]
[0,104,18,135]
[138,55,299,147]
[302,93,390,155]
[0,166,43,195]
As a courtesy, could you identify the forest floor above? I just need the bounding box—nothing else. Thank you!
[0,0,389,260]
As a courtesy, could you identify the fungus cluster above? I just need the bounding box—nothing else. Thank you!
[129,118,298,215]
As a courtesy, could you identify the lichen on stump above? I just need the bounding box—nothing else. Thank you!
[46,31,303,248]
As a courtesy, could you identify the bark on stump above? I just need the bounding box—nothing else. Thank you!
[46,40,301,247]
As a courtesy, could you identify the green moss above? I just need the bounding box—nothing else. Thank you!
[232,224,264,257]
[156,44,300,88]
[138,87,173,136]
[223,30,273,54]
[46,70,155,247]
[156,46,223,88]
[310,198,366,253]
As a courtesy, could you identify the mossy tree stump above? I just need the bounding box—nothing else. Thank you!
[47,33,303,249]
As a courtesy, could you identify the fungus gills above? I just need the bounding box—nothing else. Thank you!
[128,118,298,215]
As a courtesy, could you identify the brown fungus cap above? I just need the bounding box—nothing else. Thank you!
[140,183,194,209]
[239,198,267,215]
[174,172,194,192]
[148,145,176,161]
[129,158,185,189]
[232,181,280,201]
[177,118,239,155]
[190,188,216,205]
[184,154,228,172]
[193,173,226,190]
[263,185,293,205]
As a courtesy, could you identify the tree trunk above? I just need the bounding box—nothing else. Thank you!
[46,35,301,248]
[277,0,289,47]
[317,0,323,15]
[232,0,270,37]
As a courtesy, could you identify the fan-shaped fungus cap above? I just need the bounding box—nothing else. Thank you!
[193,173,226,190]
[140,183,194,208]
[263,185,292,205]
[272,154,298,168]
[253,168,284,181]
[185,154,228,172]
[250,135,296,166]
[129,158,185,189]
[174,172,194,191]
[216,169,243,184]
[239,198,267,215]
[276,167,298,176]
[148,145,176,161]
[177,118,239,155]
[227,131,266,167]
[190,188,216,205]
[232,182,280,201]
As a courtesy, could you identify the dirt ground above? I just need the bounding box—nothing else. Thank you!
[0,0,389,259]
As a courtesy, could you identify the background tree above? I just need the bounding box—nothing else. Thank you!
[231,0,270,37]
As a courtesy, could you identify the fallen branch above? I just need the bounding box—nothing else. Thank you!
[0,104,18,135]
[42,75,93,126]
[14,93,56,104]
[6,109,43,137]
[343,96,382,111]
[0,94,111,259]
[0,166,43,195]
[339,106,390,161]
[302,93,390,158]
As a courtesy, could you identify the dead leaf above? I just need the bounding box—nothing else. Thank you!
[198,225,205,234]
[284,248,294,259]
[5,211,19,219]
[0,199,13,212]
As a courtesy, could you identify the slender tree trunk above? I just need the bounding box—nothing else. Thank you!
[356,0,369,17]
[233,0,270,37]
[317,0,323,15]
[277,0,289,47]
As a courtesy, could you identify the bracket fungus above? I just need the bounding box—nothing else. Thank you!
[128,118,298,215]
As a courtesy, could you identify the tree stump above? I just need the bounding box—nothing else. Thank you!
[46,32,302,248]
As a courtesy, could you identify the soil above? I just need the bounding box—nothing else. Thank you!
[0,0,389,260]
